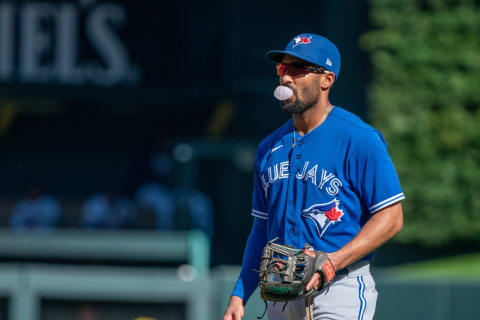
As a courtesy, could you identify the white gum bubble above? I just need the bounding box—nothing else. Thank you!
[274,86,293,101]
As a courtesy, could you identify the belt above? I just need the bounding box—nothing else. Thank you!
[334,260,370,280]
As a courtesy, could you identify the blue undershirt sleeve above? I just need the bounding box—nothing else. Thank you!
[231,217,267,304]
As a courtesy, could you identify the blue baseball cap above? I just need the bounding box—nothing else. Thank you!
[266,33,341,78]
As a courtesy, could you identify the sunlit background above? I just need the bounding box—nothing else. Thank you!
[0,0,479,319]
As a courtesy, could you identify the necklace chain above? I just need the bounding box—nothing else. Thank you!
[292,104,332,148]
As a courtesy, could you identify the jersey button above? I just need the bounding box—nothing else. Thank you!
[299,141,303,146]
[296,154,301,159]
[289,227,295,233]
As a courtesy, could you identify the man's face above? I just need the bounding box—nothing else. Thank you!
[278,55,322,114]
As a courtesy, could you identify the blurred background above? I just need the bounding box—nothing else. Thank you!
[0,0,479,319]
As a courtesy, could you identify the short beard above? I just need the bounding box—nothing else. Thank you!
[281,99,313,114]
[280,85,318,115]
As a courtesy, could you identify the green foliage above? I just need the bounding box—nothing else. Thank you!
[389,253,480,279]
[360,0,480,246]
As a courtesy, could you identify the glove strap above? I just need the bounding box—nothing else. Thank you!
[321,257,335,284]
[304,295,314,320]
[256,300,268,320]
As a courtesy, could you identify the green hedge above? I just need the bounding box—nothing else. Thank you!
[360,0,480,245]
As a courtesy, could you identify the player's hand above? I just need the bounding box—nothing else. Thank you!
[222,296,245,320]
[306,253,337,291]
[305,271,322,291]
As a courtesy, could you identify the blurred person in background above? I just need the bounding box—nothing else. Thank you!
[135,152,176,230]
[81,190,137,229]
[135,151,214,236]
[135,181,176,230]
[9,184,62,231]
[176,188,214,237]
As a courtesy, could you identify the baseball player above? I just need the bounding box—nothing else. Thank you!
[222,33,405,320]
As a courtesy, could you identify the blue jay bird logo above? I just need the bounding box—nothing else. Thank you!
[301,199,344,238]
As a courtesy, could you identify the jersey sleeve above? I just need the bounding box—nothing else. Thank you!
[349,131,405,214]
[251,145,268,220]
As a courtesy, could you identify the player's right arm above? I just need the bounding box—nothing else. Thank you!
[222,217,267,320]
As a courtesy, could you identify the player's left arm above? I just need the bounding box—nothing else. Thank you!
[328,201,403,271]
[306,201,403,290]
[330,129,405,270]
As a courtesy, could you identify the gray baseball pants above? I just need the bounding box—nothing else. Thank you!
[267,261,377,320]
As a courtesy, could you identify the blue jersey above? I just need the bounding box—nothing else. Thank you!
[232,106,404,302]
[251,106,404,254]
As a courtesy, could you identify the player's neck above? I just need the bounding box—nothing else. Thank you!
[293,99,333,136]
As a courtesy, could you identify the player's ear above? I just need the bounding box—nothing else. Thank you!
[320,73,335,90]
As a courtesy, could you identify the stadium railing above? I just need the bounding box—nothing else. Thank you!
[0,229,211,320]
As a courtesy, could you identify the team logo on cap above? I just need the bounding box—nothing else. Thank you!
[292,36,312,47]
[302,199,344,238]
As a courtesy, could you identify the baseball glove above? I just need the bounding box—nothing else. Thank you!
[258,238,335,302]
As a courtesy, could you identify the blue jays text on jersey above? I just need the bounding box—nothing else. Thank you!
[260,161,343,197]
[250,106,405,254]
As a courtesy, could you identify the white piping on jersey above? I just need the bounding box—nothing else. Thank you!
[251,212,268,219]
[369,193,405,214]
[252,209,268,219]
[270,145,284,153]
